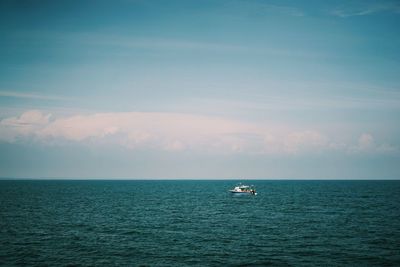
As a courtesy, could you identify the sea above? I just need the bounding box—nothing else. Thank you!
[0,180,399,266]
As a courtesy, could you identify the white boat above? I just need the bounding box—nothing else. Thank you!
[229,184,257,195]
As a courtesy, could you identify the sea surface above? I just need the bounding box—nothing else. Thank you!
[1,180,399,266]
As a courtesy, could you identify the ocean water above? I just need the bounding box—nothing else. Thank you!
[0,180,399,266]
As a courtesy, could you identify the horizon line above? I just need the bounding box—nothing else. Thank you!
[1,177,399,181]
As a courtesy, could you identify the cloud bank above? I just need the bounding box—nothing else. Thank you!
[0,110,395,155]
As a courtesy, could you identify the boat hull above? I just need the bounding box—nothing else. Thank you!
[229,190,256,195]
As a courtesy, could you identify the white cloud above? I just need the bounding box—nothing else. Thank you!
[358,133,374,150]
[31,111,261,152]
[346,133,398,154]
[0,110,396,155]
[0,110,51,142]
[283,131,328,154]
[332,2,400,18]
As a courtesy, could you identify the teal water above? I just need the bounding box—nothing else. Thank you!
[1,180,399,266]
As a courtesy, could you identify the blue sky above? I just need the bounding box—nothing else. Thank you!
[0,0,399,179]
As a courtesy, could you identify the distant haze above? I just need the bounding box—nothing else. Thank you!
[0,0,399,179]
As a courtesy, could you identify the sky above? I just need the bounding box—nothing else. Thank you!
[0,0,399,179]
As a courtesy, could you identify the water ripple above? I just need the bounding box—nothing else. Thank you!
[1,180,400,266]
